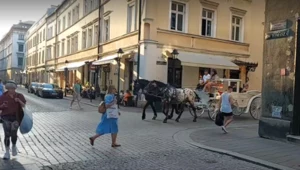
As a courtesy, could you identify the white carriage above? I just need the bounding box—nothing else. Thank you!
[190,79,262,120]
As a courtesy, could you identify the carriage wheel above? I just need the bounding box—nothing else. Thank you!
[188,105,204,117]
[162,101,170,115]
[208,102,217,121]
[250,97,262,120]
[232,105,243,116]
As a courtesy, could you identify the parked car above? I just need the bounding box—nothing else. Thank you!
[28,82,38,93]
[36,83,63,99]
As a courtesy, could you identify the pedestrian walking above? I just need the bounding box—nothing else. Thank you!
[218,86,234,133]
[0,79,4,96]
[0,80,26,160]
[89,85,121,147]
[70,80,82,109]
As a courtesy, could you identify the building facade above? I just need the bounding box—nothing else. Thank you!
[94,0,265,92]
[25,0,264,93]
[25,6,57,84]
[0,21,33,83]
[259,0,300,141]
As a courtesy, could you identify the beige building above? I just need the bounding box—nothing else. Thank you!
[94,0,265,92]
[26,0,265,92]
[26,6,57,83]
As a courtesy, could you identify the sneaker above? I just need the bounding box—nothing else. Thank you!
[222,126,228,134]
[3,151,10,160]
[12,145,17,156]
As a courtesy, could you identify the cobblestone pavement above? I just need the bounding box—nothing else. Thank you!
[0,88,272,169]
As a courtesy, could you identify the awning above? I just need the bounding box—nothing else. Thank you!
[177,52,239,70]
[92,55,117,65]
[56,61,87,72]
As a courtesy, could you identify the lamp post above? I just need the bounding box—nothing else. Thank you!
[171,49,179,87]
[64,60,69,97]
[116,48,124,108]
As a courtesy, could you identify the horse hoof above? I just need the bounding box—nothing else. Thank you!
[142,116,146,120]
[175,119,179,122]
[167,116,173,119]
[163,120,167,123]
[152,116,157,120]
[193,119,197,122]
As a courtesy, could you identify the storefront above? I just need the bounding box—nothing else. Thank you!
[259,0,300,141]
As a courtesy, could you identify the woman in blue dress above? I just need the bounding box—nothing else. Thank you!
[0,79,4,96]
[89,85,121,147]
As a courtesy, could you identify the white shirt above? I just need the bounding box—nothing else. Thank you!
[203,74,211,83]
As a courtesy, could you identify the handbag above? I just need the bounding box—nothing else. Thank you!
[107,104,119,119]
[215,111,224,126]
[98,101,106,114]
[20,106,33,134]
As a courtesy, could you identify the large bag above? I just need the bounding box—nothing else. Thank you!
[215,111,224,126]
[98,101,106,114]
[20,106,33,134]
[107,104,119,119]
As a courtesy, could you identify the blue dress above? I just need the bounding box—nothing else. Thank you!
[96,94,118,135]
[0,83,3,96]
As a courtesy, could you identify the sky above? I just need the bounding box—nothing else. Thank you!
[0,0,63,39]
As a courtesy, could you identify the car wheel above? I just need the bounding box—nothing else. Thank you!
[40,92,44,98]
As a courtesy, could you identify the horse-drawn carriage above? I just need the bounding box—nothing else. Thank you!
[133,78,262,123]
[189,79,262,121]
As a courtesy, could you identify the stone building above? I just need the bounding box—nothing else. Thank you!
[259,0,300,141]
[26,6,57,84]
[0,21,33,83]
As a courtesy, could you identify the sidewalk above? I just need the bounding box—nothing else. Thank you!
[63,95,101,107]
[175,124,300,170]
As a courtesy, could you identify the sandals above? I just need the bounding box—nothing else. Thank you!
[89,137,94,146]
[111,144,121,148]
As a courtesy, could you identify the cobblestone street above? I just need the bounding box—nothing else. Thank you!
[0,88,272,170]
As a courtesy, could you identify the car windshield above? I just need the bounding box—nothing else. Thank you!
[43,84,59,89]
[32,84,37,87]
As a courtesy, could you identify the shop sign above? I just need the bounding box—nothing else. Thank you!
[156,61,167,65]
[102,66,110,72]
[90,65,96,70]
[270,20,287,31]
[265,29,290,40]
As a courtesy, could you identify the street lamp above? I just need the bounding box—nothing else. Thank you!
[171,49,179,87]
[64,60,69,97]
[116,48,124,108]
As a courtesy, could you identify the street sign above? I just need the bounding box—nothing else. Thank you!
[270,20,287,31]
[265,29,290,40]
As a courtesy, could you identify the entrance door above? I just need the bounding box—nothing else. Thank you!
[167,58,182,88]
[128,61,134,90]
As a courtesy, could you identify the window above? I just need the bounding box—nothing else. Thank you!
[84,0,89,15]
[170,2,185,32]
[58,20,61,33]
[18,34,24,40]
[40,32,42,43]
[71,37,74,53]
[88,28,92,47]
[74,35,78,52]
[62,41,65,56]
[38,52,41,64]
[18,44,24,52]
[42,50,45,63]
[67,39,70,54]
[127,4,136,33]
[231,16,242,41]
[104,19,110,41]
[72,9,76,24]
[18,57,23,67]
[68,12,71,27]
[37,33,39,43]
[56,44,60,57]
[94,25,99,46]
[43,29,46,40]
[82,31,87,49]
[63,16,66,30]
[47,47,52,60]
[201,9,214,37]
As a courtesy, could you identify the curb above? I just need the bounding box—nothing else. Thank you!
[173,128,295,170]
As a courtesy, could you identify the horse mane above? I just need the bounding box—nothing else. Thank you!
[151,80,167,87]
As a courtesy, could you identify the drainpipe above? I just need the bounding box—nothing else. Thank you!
[54,11,58,84]
[136,0,142,80]
[96,0,103,96]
